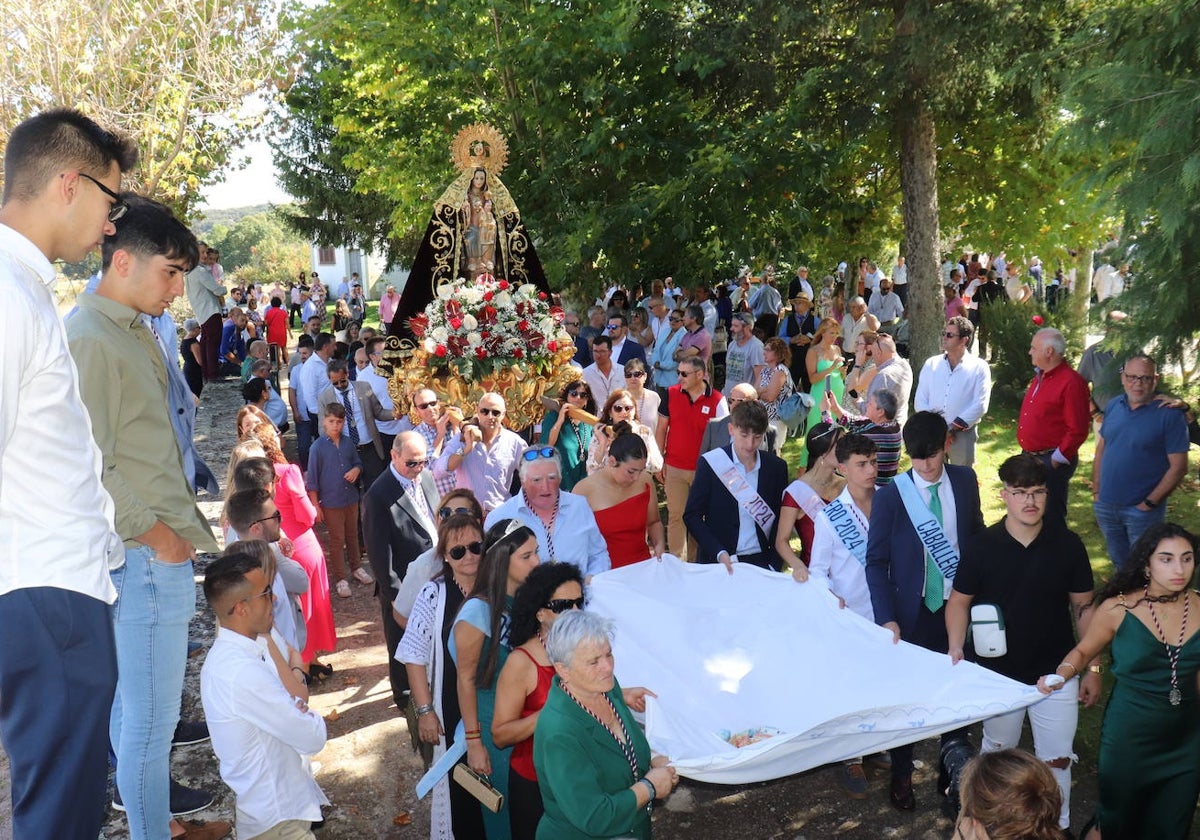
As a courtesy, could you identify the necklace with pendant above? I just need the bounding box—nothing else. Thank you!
[1145,587,1190,706]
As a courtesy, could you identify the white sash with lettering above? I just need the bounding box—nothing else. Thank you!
[820,497,868,567]
[702,448,776,536]
[893,472,959,579]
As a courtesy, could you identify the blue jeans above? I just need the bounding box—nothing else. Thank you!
[110,545,196,839]
[0,587,116,839]
[1094,499,1165,571]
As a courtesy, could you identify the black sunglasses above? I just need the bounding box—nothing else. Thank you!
[76,172,129,222]
[438,505,473,520]
[448,542,483,560]
[415,399,439,410]
[478,407,503,417]
[545,597,585,614]
[252,510,282,526]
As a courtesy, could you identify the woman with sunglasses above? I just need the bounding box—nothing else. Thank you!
[574,432,665,569]
[622,359,661,435]
[392,489,485,625]
[451,519,542,840]
[776,422,845,578]
[395,512,488,840]
[492,562,585,839]
[650,308,686,395]
[587,389,663,476]
[540,379,597,491]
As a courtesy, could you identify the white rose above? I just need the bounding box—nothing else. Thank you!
[467,332,482,347]
[432,326,449,342]
[423,338,437,353]
[463,287,482,305]
[436,284,454,301]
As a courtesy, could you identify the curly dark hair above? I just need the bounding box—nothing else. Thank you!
[557,379,597,415]
[508,563,584,647]
[1095,522,1197,607]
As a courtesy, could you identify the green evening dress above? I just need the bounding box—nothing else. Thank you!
[1096,610,1200,838]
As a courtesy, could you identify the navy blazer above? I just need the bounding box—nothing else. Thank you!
[361,467,439,600]
[865,464,984,638]
[615,338,648,366]
[683,445,788,569]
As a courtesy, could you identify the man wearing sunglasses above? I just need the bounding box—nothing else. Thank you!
[364,432,442,709]
[401,384,460,498]
[67,195,223,837]
[0,109,138,840]
[433,393,525,515]
[914,316,992,468]
[485,447,611,579]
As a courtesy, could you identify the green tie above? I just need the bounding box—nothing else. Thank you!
[923,481,945,612]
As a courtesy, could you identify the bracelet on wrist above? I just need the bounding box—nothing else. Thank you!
[639,777,658,800]
[415,704,436,717]
[1057,661,1078,677]
[465,733,482,741]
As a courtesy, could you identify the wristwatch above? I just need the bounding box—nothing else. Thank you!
[1143,497,1159,509]
[1087,664,1103,675]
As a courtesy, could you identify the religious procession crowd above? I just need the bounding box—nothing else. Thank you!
[2,109,1198,840]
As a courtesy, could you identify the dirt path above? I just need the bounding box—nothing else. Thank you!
[2,374,1106,840]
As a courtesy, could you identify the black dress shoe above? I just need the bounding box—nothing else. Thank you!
[889,774,916,811]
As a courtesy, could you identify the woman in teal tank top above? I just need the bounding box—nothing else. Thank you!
[1039,522,1200,839]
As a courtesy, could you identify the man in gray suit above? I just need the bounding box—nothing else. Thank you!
[317,358,395,491]
[699,383,776,453]
[361,432,440,707]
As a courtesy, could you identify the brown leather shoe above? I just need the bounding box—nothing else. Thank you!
[889,774,916,811]
[175,819,232,840]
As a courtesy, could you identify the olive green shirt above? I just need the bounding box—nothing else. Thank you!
[67,294,216,551]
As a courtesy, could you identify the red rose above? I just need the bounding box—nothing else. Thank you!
[498,280,510,290]
[518,319,529,332]
[476,347,487,359]
[513,347,524,358]
[548,340,558,352]
[449,316,463,330]
[434,345,447,358]
[481,330,490,339]
[483,291,494,302]
[538,291,548,300]
[1032,315,1045,326]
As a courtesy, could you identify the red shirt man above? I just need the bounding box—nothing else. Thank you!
[1016,328,1090,523]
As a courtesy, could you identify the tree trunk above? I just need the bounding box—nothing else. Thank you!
[897,92,942,372]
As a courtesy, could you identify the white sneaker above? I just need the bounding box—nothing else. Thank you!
[335,579,352,598]
[353,567,375,585]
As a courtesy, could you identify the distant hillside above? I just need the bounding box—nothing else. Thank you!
[192,204,295,236]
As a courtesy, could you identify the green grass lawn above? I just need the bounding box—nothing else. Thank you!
[779,397,1200,772]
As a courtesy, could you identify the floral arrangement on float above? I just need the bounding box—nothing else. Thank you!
[393,274,578,429]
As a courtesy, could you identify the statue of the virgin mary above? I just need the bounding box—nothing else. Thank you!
[391,124,550,336]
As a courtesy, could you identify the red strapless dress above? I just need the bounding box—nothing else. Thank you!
[593,484,652,568]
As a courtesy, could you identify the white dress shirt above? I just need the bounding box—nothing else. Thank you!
[200,627,328,838]
[912,468,958,597]
[914,352,992,430]
[358,366,404,435]
[0,224,121,601]
[810,487,874,621]
[582,362,626,409]
[299,353,332,416]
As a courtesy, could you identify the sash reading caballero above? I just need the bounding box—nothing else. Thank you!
[821,496,868,567]
[893,472,959,579]
[701,448,776,536]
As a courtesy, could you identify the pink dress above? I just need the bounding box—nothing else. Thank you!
[274,462,337,660]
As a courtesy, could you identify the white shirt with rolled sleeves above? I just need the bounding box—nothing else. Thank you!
[0,223,121,601]
[485,491,611,578]
[914,352,992,431]
[809,487,874,621]
[298,353,332,417]
[432,426,525,514]
[201,627,328,838]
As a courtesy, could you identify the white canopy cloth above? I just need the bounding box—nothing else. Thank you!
[586,556,1044,784]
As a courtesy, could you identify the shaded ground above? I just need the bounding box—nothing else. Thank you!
[2,372,1119,840]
